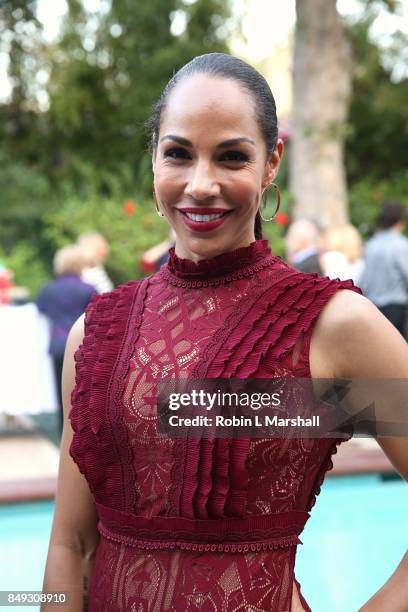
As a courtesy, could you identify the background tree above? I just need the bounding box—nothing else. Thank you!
[0,0,235,293]
[290,0,406,229]
[346,6,407,232]
[0,0,405,294]
[291,0,353,227]
[45,0,232,194]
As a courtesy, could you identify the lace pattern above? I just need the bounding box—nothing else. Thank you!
[68,240,362,611]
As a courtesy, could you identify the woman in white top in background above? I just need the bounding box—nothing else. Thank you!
[320,223,365,283]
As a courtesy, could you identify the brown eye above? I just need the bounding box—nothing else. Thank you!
[220,151,249,163]
[163,147,191,160]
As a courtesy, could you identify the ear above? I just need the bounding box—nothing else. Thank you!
[152,148,157,172]
[262,139,284,189]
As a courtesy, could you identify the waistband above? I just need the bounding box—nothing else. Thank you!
[96,502,310,552]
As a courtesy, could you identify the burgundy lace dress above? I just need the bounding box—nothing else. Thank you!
[69,240,361,611]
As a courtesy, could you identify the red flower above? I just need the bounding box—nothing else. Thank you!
[123,200,137,216]
[275,212,289,226]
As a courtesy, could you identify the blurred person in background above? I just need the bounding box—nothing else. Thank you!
[320,224,364,283]
[140,227,176,273]
[35,244,96,435]
[359,201,408,337]
[0,258,14,305]
[284,218,323,275]
[77,232,114,294]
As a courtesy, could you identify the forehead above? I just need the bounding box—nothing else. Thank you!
[160,74,261,141]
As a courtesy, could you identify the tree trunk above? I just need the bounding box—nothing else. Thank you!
[290,0,353,228]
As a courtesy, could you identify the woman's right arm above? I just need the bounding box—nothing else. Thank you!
[41,314,100,611]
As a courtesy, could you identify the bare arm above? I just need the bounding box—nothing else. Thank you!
[41,315,100,611]
[311,290,408,611]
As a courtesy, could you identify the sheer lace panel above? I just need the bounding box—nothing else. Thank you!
[68,240,362,612]
[88,536,298,612]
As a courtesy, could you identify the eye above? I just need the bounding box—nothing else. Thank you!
[220,151,249,164]
[163,147,191,160]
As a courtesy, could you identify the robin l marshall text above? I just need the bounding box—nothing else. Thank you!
[167,415,320,427]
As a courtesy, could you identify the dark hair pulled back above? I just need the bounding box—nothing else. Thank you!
[146,53,279,240]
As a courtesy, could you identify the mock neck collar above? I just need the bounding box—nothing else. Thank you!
[161,240,276,287]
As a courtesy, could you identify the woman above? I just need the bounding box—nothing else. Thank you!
[35,244,96,436]
[320,224,364,283]
[42,54,408,611]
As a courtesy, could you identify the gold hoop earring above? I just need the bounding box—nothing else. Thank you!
[260,183,280,222]
[152,189,164,218]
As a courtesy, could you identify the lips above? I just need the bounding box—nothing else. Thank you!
[176,208,232,232]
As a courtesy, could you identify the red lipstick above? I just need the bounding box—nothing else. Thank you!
[176,208,232,233]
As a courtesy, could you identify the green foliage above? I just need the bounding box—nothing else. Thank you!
[0,152,53,256]
[345,12,408,183]
[0,0,236,292]
[43,193,170,285]
[0,242,49,298]
[0,0,406,293]
[348,170,408,236]
[44,0,232,191]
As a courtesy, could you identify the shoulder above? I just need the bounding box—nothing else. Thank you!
[66,279,143,369]
[82,281,98,296]
[86,279,141,313]
[66,312,86,354]
[395,233,408,250]
[36,279,54,296]
[72,279,143,342]
[311,288,408,378]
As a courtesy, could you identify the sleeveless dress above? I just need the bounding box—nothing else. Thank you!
[69,240,361,611]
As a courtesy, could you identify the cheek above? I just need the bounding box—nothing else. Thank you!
[225,173,261,211]
[154,164,184,205]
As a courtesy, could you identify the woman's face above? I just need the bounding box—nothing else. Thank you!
[152,74,283,262]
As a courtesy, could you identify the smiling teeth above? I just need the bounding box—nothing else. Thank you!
[185,212,225,222]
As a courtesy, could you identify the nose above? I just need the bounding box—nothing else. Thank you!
[185,160,221,201]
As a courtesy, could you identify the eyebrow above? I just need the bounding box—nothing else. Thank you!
[160,135,256,148]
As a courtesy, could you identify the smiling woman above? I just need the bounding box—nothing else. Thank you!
[42,53,408,612]
[151,72,283,259]
[147,53,283,262]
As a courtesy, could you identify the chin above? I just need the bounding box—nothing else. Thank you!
[181,235,243,261]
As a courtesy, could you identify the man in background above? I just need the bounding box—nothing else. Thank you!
[359,201,408,337]
[285,219,323,275]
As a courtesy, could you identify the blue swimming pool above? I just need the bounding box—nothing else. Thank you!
[296,474,408,611]
[0,474,407,612]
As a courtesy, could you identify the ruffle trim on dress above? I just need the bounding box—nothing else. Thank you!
[166,239,270,276]
[213,273,317,377]
[177,267,362,520]
[68,280,140,507]
[161,239,280,287]
[306,436,349,513]
[161,255,279,288]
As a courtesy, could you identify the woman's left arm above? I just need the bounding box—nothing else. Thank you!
[311,289,408,612]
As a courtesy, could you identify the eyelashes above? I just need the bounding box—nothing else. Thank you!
[221,151,249,163]
[163,147,250,164]
[163,147,191,160]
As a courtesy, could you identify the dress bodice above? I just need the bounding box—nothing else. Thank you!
[69,240,361,611]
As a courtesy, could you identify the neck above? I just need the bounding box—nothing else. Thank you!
[174,235,257,263]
